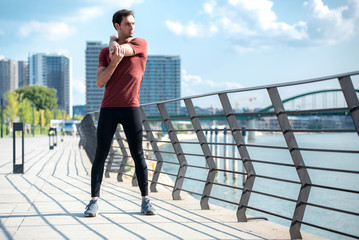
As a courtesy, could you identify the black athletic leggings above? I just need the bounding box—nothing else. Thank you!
[91,107,148,197]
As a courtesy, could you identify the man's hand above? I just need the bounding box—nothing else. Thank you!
[109,34,119,53]
[109,45,125,66]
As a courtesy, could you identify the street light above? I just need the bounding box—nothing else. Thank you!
[1,97,3,138]
[32,104,35,136]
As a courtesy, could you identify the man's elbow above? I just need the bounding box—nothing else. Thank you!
[96,80,104,88]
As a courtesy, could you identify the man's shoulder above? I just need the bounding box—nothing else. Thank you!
[99,47,110,58]
[100,47,110,53]
[130,38,147,45]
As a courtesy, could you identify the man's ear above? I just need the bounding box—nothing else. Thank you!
[114,23,120,31]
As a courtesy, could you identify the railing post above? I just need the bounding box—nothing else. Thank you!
[105,147,115,178]
[184,98,217,209]
[104,137,117,179]
[79,114,97,163]
[140,107,164,192]
[115,130,130,182]
[267,87,312,240]
[218,93,255,222]
[338,76,359,136]
[157,103,187,200]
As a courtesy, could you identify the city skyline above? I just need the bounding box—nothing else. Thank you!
[0,0,358,108]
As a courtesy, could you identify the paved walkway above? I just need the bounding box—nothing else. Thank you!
[0,135,324,240]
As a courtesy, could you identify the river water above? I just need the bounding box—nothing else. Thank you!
[157,132,359,240]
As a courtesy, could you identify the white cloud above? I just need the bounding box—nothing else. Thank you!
[214,0,308,40]
[304,0,359,44]
[166,0,359,49]
[203,0,216,15]
[54,49,71,56]
[232,45,256,53]
[72,79,86,95]
[165,20,217,38]
[17,6,104,41]
[166,0,307,46]
[65,6,104,23]
[165,21,184,36]
[95,0,143,8]
[182,69,243,96]
[19,21,76,40]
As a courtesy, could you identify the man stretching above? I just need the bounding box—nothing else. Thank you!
[84,9,156,217]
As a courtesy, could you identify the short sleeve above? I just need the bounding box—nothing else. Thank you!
[128,38,147,56]
[98,47,109,68]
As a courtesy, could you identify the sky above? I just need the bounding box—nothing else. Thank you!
[0,0,358,109]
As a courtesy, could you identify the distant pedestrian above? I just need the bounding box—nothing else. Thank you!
[84,9,156,217]
[26,123,30,135]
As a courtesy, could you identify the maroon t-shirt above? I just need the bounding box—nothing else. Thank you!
[98,38,147,108]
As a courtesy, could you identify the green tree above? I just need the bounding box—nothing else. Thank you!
[53,109,66,120]
[39,109,45,128]
[44,109,53,126]
[34,109,39,126]
[73,115,83,121]
[18,98,33,123]
[16,85,57,111]
[4,90,19,126]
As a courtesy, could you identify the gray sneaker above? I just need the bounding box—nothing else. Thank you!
[84,199,98,217]
[141,198,156,215]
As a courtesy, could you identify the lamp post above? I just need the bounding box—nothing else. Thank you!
[32,104,35,136]
[1,97,3,138]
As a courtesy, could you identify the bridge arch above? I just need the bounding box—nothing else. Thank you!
[260,89,359,112]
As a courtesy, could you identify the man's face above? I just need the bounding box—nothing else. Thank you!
[119,15,135,38]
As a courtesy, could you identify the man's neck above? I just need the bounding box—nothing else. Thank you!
[117,36,132,44]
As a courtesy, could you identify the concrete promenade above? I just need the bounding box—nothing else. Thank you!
[0,135,324,240]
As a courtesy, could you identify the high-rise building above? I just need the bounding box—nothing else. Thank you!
[28,53,72,117]
[18,61,29,88]
[141,55,181,116]
[85,41,107,113]
[85,42,181,115]
[0,58,18,99]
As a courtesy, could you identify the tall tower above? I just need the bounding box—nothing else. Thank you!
[0,58,18,98]
[18,61,29,88]
[141,55,181,116]
[28,53,72,116]
[85,41,107,113]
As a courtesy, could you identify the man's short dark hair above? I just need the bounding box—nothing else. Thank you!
[112,9,134,30]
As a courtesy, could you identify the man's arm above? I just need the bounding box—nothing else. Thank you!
[96,47,124,88]
[109,34,135,56]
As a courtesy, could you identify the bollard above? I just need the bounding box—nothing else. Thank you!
[13,122,24,174]
[54,128,58,146]
[48,127,56,150]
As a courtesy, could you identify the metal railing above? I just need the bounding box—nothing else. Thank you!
[78,71,359,239]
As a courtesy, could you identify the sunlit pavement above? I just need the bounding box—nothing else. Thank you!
[0,136,325,239]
